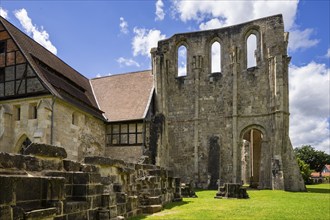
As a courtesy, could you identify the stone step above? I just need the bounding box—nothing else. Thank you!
[141,205,162,214]
[147,196,162,205]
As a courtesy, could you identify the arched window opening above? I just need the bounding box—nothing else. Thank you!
[178,45,187,77]
[247,34,257,68]
[19,137,32,154]
[211,41,221,73]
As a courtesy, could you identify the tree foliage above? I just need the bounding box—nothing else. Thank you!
[296,157,312,184]
[294,145,330,173]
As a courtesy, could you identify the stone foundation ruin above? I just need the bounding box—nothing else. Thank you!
[0,144,181,220]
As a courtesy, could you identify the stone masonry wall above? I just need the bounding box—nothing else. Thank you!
[0,97,105,162]
[152,14,305,191]
[0,143,181,220]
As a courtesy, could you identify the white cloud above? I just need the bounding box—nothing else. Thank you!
[155,0,165,21]
[326,48,330,58]
[172,0,297,29]
[289,62,330,153]
[172,0,318,52]
[0,7,8,19]
[119,17,129,34]
[132,27,166,57]
[288,28,319,51]
[14,9,57,54]
[199,18,224,30]
[116,57,140,67]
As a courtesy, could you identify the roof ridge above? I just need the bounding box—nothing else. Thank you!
[91,69,152,80]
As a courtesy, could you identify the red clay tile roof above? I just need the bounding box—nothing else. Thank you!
[0,16,103,119]
[311,172,330,178]
[91,70,154,122]
[325,164,330,171]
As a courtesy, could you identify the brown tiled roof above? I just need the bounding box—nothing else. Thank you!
[0,16,104,119]
[91,70,154,122]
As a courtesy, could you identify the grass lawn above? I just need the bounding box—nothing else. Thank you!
[130,184,330,220]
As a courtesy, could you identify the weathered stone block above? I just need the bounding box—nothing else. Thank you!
[109,205,117,218]
[73,172,90,184]
[72,185,87,198]
[24,207,57,220]
[87,184,103,195]
[141,205,162,214]
[66,210,88,220]
[113,183,122,192]
[84,157,126,167]
[23,143,67,159]
[116,193,127,204]
[80,164,99,173]
[0,176,14,205]
[63,201,89,214]
[63,160,81,171]
[0,206,12,220]
[215,183,249,199]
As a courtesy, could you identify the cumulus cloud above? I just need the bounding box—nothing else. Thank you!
[289,62,330,153]
[0,7,8,19]
[172,0,318,52]
[14,9,57,54]
[155,0,165,21]
[199,18,225,30]
[172,0,297,29]
[119,17,129,34]
[326,48,330,58]
[132,27,166,57]
[116,57,140,67]
[288,28,319,51]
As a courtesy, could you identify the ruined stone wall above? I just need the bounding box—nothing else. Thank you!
[152,14,305,191]
[0,144,180,219]
[105,146,143,163]
[0,97,105,162]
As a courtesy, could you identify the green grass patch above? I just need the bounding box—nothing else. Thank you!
[130,184,330,220]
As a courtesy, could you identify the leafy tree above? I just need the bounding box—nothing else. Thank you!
[294,145,330,173]
[296,157,312,184]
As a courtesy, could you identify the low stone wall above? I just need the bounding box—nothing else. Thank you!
[0,144,181,220]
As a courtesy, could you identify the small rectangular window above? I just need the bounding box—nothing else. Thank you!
[14,105,21,121]
[29,103,37,119]
[0,41,5,54]
[72,112,78,125]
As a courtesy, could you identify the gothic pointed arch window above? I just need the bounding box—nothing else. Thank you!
[211,41,221,73]
[18,137,32,154]
[247,33,257,68]
[177,45,187,77]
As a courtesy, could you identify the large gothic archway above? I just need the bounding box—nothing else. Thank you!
[240,125,271,189]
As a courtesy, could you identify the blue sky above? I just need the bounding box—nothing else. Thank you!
[0,0,329,153]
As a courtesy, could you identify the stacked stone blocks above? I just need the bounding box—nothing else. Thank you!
[0,144,181,219]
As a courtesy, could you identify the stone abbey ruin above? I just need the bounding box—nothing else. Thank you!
[0,14,305,219]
